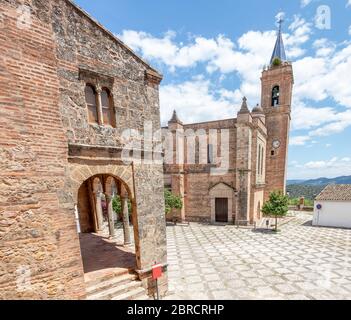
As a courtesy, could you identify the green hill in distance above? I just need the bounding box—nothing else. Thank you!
[287,175,351,186]
[286,175,351,201]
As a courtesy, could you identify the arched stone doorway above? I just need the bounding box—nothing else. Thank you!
[209,182,235,224]
[76,173,138,278]
[67,162,168,299]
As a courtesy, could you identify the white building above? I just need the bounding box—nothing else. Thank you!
[313,185,351,229]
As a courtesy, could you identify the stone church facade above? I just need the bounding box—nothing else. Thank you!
[0,0,167,299]
[164,25,293,225]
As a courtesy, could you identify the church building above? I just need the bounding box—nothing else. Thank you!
[164,22,294,225]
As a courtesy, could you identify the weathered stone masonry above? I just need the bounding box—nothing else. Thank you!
[0,0,167,299]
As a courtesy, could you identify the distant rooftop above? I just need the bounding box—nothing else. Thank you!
[315,185,351,201]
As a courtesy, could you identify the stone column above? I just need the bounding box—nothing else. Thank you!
[105,194,115,238]
[235,101,253,225]
[121,192,131,245]
[94,191,104,232]
[95,85,103,125]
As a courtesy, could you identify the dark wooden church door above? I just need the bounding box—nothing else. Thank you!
[215,198,228,223]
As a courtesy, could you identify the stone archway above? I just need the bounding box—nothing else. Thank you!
[209,182,235,224]
[69,163,135,203]
[69,164,141,279]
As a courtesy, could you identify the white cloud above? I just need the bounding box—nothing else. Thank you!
[120,15,351,136]
[313,38,336,57]
[347,1,351,8]
[291,101,335,130]
[301,0,313,8]
[160,76,239,126]
[289,157,351,179]
[309,110,351,136]
[304,157,339,169]
[118,30,219,71]
[290,136,311,146]
[291,106,351,144]
[120,16,312,106]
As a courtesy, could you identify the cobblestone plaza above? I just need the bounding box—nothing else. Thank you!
[166,212,351,300]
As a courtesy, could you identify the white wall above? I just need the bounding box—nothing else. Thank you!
[313,200,351,229]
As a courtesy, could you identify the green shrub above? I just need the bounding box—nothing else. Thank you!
[164,189,183,215]
[272,57,282,66]
[112,195,131,216]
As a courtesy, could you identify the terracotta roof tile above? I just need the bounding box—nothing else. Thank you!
[315,184,351,201]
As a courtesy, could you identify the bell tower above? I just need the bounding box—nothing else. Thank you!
[262,18,294,200]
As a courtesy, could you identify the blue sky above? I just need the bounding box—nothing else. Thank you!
[74,0,351,180]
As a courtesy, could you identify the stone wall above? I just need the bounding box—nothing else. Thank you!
[77,181,94,233]
[133,163,168,296]
[0,0,86,299]
[52,0,162,147]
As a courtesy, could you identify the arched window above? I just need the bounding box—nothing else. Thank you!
[85,85,98,124]
[272,85,280,107]
[260,146,264,176]
[101,88,115,127]
[258,146,261,175]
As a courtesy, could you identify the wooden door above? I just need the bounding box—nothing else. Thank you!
[215,198,228,223]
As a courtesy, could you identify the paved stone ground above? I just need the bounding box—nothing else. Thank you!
[165,212,351,300]
[80,229,136,282]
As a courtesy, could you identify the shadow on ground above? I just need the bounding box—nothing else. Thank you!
[252,228,278,234]
[79,233,136,273]
[302,220,313,227]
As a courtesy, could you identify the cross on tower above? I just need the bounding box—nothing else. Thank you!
[277,16,284,32]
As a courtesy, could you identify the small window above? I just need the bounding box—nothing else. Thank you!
[101,89,114,127]
[271,150,275,156]
[272,86,280,107]
[85,85,98,124]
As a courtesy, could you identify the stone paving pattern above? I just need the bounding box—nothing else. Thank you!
[165,212,351,300]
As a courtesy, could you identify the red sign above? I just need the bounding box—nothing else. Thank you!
[152,264,163,280]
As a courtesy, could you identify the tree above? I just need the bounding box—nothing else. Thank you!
[164,189,183,216]
[261,191,289,232]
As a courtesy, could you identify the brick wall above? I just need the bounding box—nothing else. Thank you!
[0,1,86,299]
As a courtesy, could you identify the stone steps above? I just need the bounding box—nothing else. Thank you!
[86,270,149,301]
[111,286,149,300]
[86,273,138,296]
[85,268,132,287]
